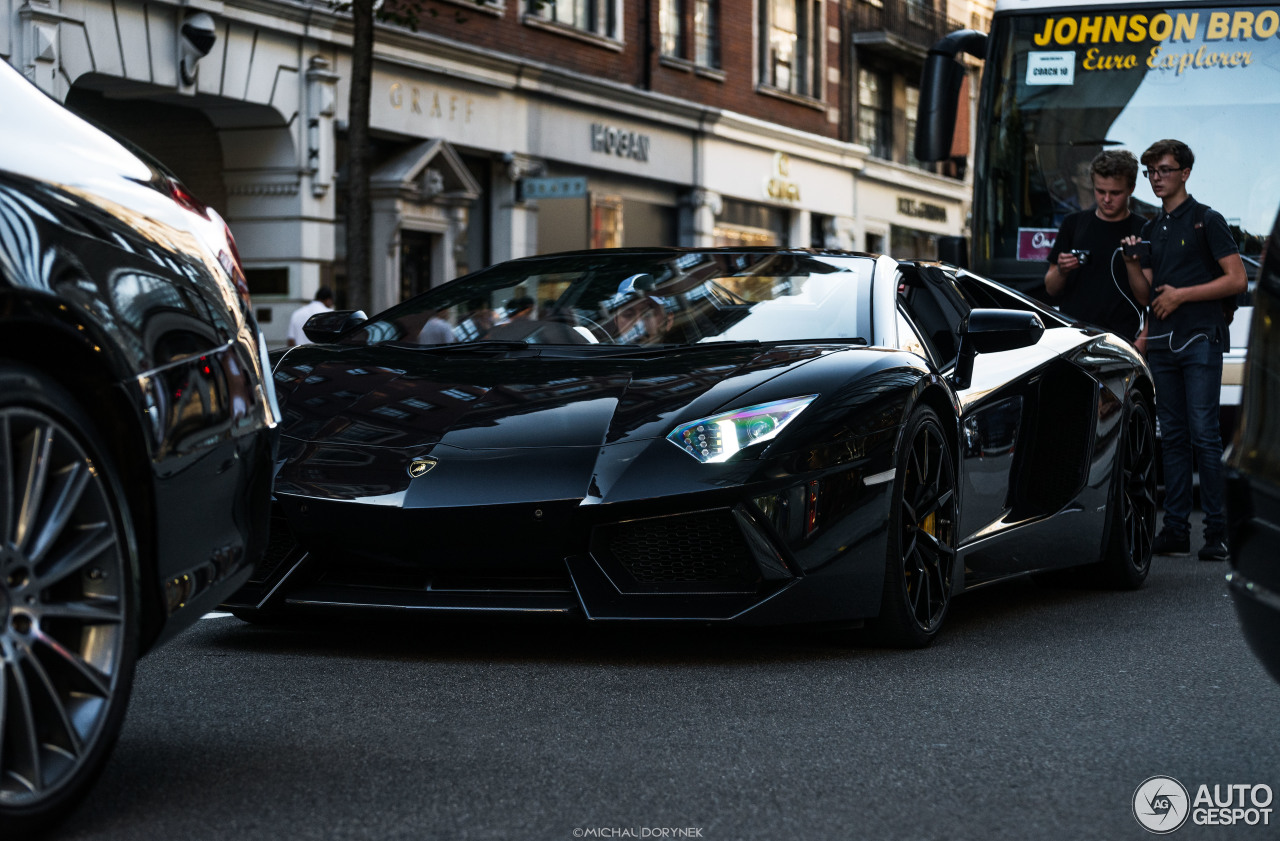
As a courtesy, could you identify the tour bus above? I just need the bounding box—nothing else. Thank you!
[915,0,1279,427]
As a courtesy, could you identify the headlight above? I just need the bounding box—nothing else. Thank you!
[667,395,818,463]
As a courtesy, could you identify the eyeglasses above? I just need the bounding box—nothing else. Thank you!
[1144,166,1187,179]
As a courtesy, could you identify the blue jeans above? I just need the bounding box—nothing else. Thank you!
[1147,337,1225,538]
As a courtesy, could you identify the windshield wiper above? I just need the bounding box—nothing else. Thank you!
[379,337,868,358]
[600,340,761,357]
[383,340,535,353]
[769,337,869,346]
[596,338,869,358]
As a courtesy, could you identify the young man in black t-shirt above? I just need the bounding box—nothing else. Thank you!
[1045,150,1147,341]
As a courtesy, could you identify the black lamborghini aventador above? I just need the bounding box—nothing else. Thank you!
[226,248,1157,648]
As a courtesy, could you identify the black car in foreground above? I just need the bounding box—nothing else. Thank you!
[1226,204,1280,682]
[0,61,277,832]
[227,247,1157,648]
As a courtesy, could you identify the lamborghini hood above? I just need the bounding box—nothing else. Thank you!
[272,343,836,451]
[269,342,870,507]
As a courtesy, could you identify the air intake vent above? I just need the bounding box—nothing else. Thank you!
[249,512,302,584]
[595,510,760,589]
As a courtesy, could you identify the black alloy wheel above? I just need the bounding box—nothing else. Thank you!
[873,405,958,648]
[1100,393,1157,588]
[0,365,138,835]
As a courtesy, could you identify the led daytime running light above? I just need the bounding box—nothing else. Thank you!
[668,395,818,463]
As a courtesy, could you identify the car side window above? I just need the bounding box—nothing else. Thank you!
[895,308,936,365]
[896,266,969,369]
[953,269,1071,327]
[953,274,1008,309]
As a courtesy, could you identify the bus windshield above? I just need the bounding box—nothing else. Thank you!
[975,4,1280,291]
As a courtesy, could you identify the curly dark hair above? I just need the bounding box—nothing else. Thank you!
[1090,149,1139,190]
[1141,139,1194,171]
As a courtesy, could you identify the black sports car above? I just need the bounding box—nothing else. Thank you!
[227,247,1156,647]
[1226,202,1280,682]
[0,61,277,832]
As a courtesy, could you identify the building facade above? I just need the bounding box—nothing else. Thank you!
[3,0,976,345]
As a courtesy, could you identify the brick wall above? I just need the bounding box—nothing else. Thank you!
[383,0,843,140]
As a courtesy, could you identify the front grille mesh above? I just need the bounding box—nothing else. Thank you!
[601,510,756,585]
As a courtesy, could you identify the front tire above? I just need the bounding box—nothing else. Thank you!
[1098,392,1157,589]
[0,365,139,836]
[871,405,958,648]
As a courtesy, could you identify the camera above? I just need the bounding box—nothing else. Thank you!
[1123,240,1152,259]
[179,12,217,85]
[1069,249,1090,265]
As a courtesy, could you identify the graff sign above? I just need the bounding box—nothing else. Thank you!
[1031,10,1279,75]
[389,83,475,122]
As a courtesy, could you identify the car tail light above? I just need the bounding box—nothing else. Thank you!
[164,176,210,219]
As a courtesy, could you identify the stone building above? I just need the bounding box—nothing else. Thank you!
[3,0,976,346]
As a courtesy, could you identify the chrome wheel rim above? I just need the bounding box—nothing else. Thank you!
[1,407,127,808]
[1123,403,1158,573]
[899,422,957,633]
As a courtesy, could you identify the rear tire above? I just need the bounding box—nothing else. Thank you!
[870,405,958,648]
[0,364,139,836]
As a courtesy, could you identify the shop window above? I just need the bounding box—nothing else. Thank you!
[715,198,787,247]
[400,230,435,302]
[591,195,624,249]
[891,224,940,261]
[622,199,677,247]
[809,213,834,249]
[538,196,589,255]
[456,154,491,278]
[761,0,822,98]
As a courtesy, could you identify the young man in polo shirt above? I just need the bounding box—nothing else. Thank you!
[1121,139,1248,561]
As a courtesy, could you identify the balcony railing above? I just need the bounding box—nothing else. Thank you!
[849,0,964,55]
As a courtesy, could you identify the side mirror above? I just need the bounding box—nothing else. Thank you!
[915,30,987,163]
[953,309,1045,390]
[303,309,368,344]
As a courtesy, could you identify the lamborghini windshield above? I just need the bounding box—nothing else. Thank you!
[974,4,1280,288]
[341,250,872,348]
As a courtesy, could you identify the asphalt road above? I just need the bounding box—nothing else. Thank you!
[54,516,1280,841]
